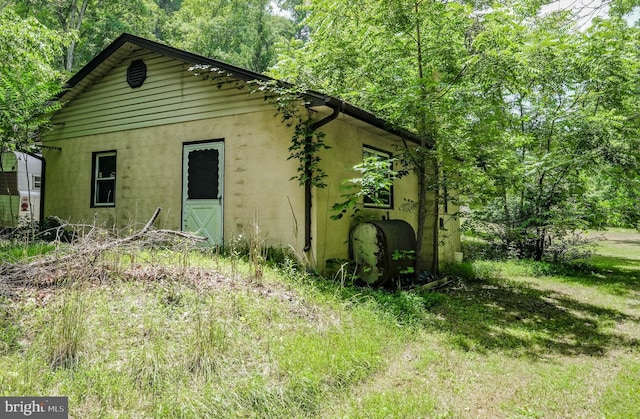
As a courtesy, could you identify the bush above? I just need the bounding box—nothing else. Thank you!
[462,214,593,264]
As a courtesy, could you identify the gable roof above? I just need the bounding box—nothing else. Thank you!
[60,33,419,144]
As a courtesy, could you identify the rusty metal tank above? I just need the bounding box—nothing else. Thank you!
[349,220,417,286]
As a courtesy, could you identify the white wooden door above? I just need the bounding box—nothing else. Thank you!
[182,142,224,245]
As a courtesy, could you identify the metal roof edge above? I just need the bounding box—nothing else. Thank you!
[303,91,420,144]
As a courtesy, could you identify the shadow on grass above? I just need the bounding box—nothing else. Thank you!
[555,256,640,297]
[321,271,640,359]
[422,276,640,358]
[600,239,640,248]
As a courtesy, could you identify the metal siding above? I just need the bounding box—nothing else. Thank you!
[46,51,272,141]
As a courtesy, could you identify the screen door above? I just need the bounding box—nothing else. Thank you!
[182,142,224,245]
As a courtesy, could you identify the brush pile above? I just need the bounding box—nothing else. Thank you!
[0,208,206,293]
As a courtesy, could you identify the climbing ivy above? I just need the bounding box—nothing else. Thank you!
[189,67,330,189]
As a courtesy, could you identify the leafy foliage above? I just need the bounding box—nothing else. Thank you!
[0,7,65,151]
[11,0,162,71]
[468,11,640,259]
[8,0,296,73]
[270,0,492,272]
[271,0,640,263]
[331,155,398,220]
[165,0,295,72]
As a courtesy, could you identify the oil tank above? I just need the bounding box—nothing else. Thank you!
[349,220,417,286]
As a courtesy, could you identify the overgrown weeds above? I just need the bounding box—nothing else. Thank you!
[186,310,227,379]
[43,290,87,369]
[0,298,20,355]
[0,209,204,292]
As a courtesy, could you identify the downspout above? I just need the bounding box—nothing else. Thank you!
[303,104,340,252]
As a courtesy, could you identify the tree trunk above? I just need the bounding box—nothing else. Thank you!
[534,230,545,261]
[414,164,428,280]
[65,40,76,72]
[62,0,90,72]
[431,158,440,274]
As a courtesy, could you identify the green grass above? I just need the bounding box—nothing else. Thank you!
[1,229,640,417]
[0,240,58,260]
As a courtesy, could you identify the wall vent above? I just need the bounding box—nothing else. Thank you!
[127,60,147,88]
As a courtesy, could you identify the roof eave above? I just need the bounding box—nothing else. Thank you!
[58,33,420,144]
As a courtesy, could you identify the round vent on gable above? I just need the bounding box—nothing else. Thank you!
[127,60,147,88]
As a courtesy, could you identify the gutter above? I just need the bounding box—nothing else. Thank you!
[303,103,341,252]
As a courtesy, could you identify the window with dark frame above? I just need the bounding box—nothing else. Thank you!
[362,145,393,209]
[92,151,116,207]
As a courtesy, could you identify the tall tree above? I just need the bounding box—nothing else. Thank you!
[274,0,309,40]
[271,0,640,266]
[11,0,161,71]
[9,0,299,73]
[155,0,184,39]
[0,7,65,150]
[166,0,295,72]
[467,9,640,259]
[271,0,486,273]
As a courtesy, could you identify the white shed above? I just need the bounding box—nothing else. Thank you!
[0,151,43,227]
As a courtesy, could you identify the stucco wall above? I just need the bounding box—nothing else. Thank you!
[311,116,418,268]
[43,108,460,271]
[43,110,306,253]
[311,115,461,271]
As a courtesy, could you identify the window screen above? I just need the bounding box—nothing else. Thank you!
[187,149,219,199]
